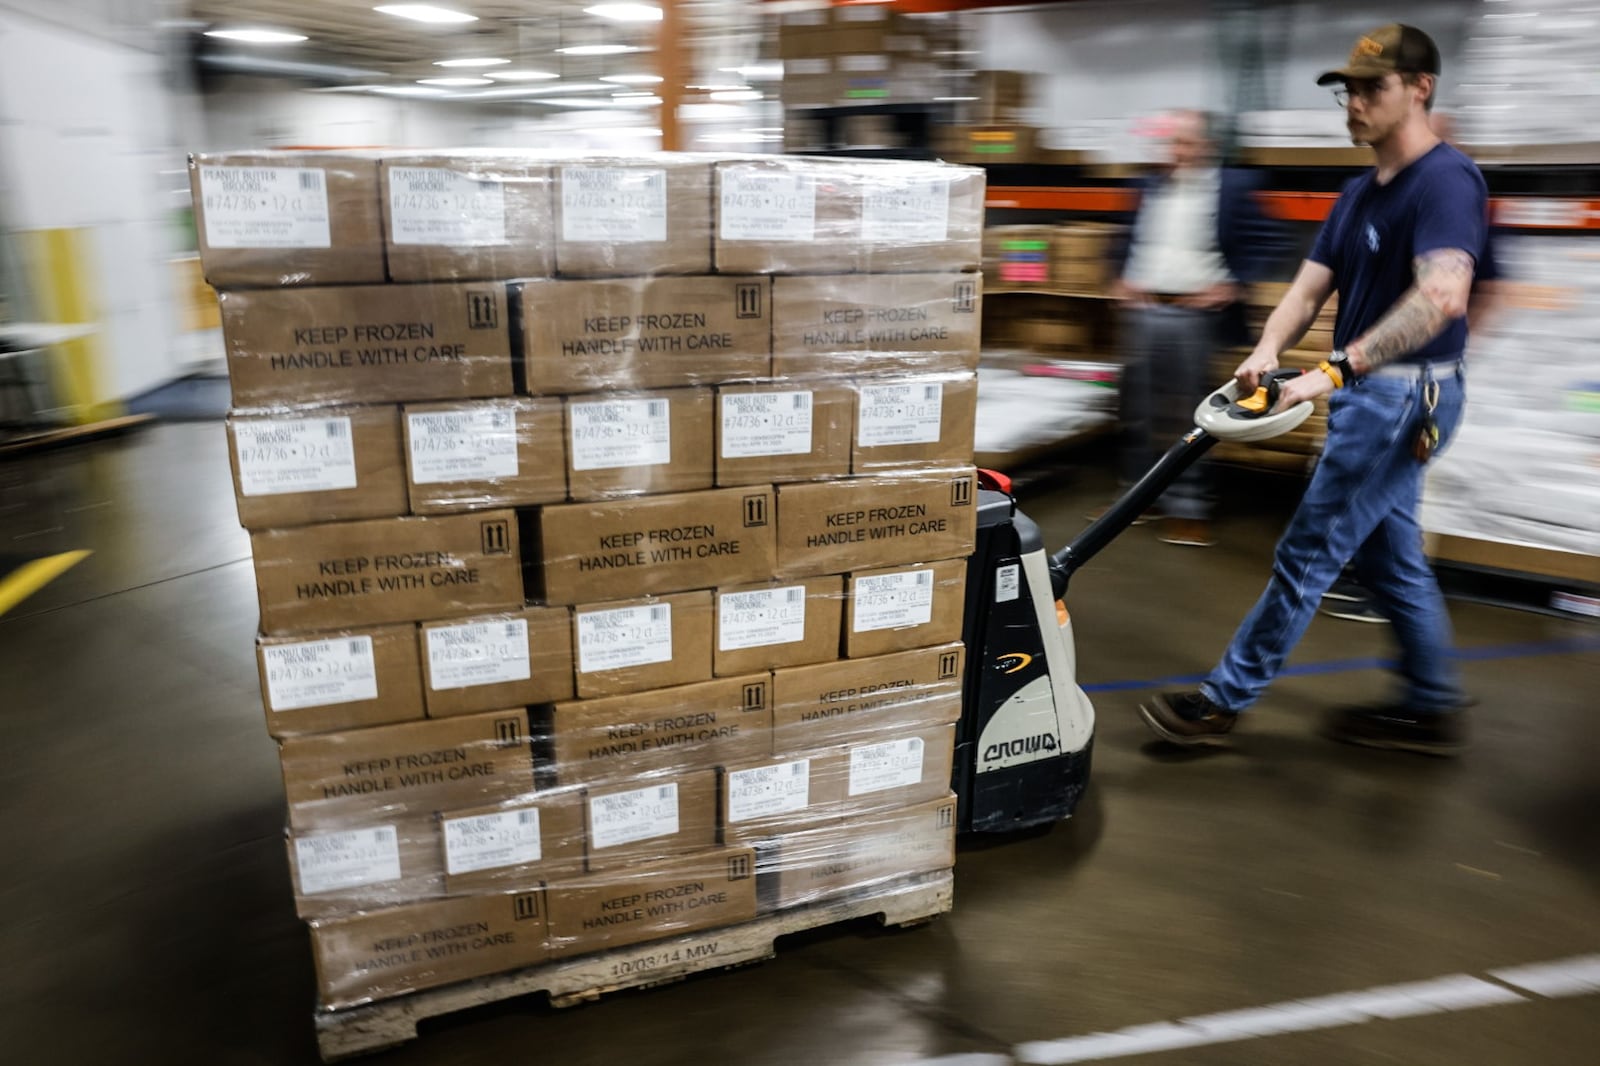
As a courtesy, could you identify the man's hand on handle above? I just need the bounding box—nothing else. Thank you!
[1233,347,1280,393]
[1270,366,1335,413]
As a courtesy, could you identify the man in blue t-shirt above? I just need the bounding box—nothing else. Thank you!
[1139,24,1489,756]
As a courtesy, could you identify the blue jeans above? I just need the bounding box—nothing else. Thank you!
[1201,364,1467,714]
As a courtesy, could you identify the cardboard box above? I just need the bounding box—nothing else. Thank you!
[582,769,720,872]
[519,276,772,394]
[772,642,964,753]
[403,398,567,513]
[776,468,977,578]
[288,815,442,920]
[545,847,756,958]
[228,406,408,530]
[532,486,775,606]
[554,160,712,277]
[257,624,426,738]
[279,709,535,831]
[381,155,554,282]
[571,591,713,699]
[844,559,967,658]
[857,162,985,274]
[719,750,848,840]
[419,606,574,719]
[220,283,514,409]
[439,789,587,894]
[251,510,523,635]
[761,793,955,911]
[850,373,978,474]
[771,273,982,377]
[715,384,854,487]
[837,723,956,815]
[714,575,843,678]
[539,675,772,787]
[189,152,384,287]
[311,888,549,1010]
[563,388,714,501]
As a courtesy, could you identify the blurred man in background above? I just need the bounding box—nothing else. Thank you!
[1105,110,1282,548]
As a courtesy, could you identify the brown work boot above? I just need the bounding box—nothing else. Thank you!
[1138,691,1237,746]
[1159,517,1215,547]
[1323,704,1469,756]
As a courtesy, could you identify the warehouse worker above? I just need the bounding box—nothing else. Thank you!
[1139,24,1487,754]
[1104,109,1282,548]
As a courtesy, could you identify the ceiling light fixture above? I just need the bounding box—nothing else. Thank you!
[487,69,560,81]
[370,85,450,96]
[584,4,663,22]
[203,28,307,43]
[600,73,662,85]
[556,44,638,55]
[373,5,478,23]
[709,89,762,103]
[418,76,493,86]
[433,57,510,67]
[720,63,782,80]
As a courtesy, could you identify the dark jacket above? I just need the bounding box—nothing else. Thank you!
[1110,167,1285,346]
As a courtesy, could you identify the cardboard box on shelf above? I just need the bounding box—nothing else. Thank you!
[288,815,442,920]
[970,71,1034,126]
[843,558,967,659]
[220,283,513,409]
[189,152,384,287]
[251,510,523,635]
[532,486,776,606]
[761,793,956,911]
[718,749,848,841]
[402,398,567,514]
[419,606,574,719]
[714,575,843,678]
[563,388,714,501]
[850,373,978,474]
[771,642,964,753]
[771,273,982,378]
[939,125,1039,165]
[571,590,714,699]
[554,160,712,277]
[776,468,977,578]
[838,723,957,815]
[581,769,719,871]
[228,406,408,531]
[544,847,757,958]
[538,674,773,787]
[279,709,535,831]
[257,624,426,738]
[439,789,587,895]
[715,384,854,488]
[310,888,549,1010]
[380,155,554,282]
[518,276,771,395]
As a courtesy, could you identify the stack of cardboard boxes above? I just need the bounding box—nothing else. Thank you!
[779,5,963,111]
[195,149,985,1012]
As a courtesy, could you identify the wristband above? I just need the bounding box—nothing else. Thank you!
[1318,360,1344,389]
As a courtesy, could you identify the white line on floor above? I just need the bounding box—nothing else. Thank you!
[1012,954,1600,1065]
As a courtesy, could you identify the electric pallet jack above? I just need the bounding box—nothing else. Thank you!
[953,371,1315,832]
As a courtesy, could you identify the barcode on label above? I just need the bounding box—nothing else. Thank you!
[793,762,806,776]
[326,420,347,438]
[518,810,537,825]
[915,571,932,586]
[489,410,511,429]
[373,827,394,843]
[476,179,496,194]
[642,173,664,191]
[786,588,805,603]
[505,622,520,639]
[658,785,673,800]
[348,639,364,655]
[647,400,668,418]
[924,385,941,401]
[299,170,322,191]
[793,393,811,410]
[650,606,670,623]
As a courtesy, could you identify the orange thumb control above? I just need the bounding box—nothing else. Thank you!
[1237,388,1271,414]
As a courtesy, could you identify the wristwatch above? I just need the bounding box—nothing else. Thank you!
[1328,349,1357,383]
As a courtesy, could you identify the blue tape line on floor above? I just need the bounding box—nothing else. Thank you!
[1081,635,1600,695]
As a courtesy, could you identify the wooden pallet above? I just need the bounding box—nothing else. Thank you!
[313,869,954,1062]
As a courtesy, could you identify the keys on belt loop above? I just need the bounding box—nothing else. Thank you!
[1413,374,1441,463]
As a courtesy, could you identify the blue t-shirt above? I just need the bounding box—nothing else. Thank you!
[1309,142,1489,364]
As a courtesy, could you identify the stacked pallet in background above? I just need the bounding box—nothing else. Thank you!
[194,149,983,1022]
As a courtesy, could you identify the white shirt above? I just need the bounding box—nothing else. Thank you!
[1122,168,1234,294]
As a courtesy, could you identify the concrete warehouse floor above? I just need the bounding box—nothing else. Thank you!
[2,422,1596,1066]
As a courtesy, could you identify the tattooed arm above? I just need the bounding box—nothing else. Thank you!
[1346,248,1475,374]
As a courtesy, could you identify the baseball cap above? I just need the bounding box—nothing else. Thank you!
[1316,24,1441,86]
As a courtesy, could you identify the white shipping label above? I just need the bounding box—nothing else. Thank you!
[234,417,357,497]
[719,169,817,242]
[426,619,531,691]
[199,166,331,249]
[857,383,944,448]
[719,586,808,651]
[721,391,813,458]
[862,178,952,242]
[262,636,378,712]
[442,808,542,875]
[294,826,401,895]
[388,166,507,247]
[726,760,811,823]
[570,398,672,471]
[995,563,1021,604]
[407,407,519,484]
[589,783,680,849]
[788,58,830,76]
[853,569,935,632]
[561,167,667,243]
[849,737,926,796]
[577,603,674,673]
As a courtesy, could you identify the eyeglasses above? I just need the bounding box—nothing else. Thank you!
[1332,76,1399,108]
